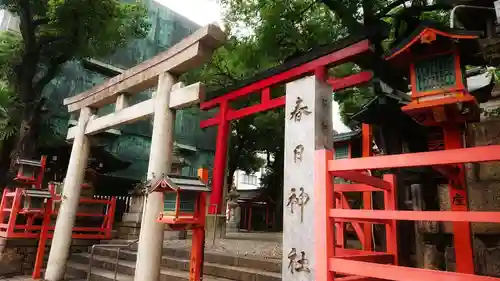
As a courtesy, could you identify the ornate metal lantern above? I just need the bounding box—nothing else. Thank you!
[152,175,210,228]
[385,22,484,125]
[15,156,47,187]
[22,189,52,210]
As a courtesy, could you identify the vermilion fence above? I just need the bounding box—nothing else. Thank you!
[315,145,500,281]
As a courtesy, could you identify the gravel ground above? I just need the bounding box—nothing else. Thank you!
[163,232,283,259]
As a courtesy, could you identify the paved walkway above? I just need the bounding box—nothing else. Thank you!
[164,231,283,259]
[0,277,84,281]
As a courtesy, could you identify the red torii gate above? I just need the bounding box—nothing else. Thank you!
[199,37,375,214]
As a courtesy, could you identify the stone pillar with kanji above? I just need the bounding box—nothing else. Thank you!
[282,75,332,281]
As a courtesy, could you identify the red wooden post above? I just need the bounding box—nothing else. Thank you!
[315,149,334,281]
[188,168,210,281]
[265,204,269,227]
[247,206,252,231]
[105,197,117,238]
[33,197,52,279]
[0,188,8,228]
[335,193,345,248]
[208,101,230,214]
[6,188,22,236]
[443,124,474,274]
[26,215,34,233]
[35,156,48,189]
[383,174,398,265]
[361,123,373,251]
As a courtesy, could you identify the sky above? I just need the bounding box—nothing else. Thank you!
[155,0,222,26]
[155,0,351,133]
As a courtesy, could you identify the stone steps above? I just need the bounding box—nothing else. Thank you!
[94,241,281,273]
[67,244,281,281]
[66,256,233,281]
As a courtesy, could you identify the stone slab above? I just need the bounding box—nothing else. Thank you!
[438,182,500,234]
[466,120,500,182]
[282,75,332,281]
[206,214,227,240]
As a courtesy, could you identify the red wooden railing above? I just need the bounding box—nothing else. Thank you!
[315,145,500,281]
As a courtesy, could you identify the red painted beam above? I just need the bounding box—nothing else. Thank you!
[335,248,389,257]
[334,184,384,192]
[335,276,383,281]
[328,71,373,92]
[227,96,285,121]
[330,209,500,223]
[200,96,286,128]
[200,40,371,110]
[339,194,365,246]
[329,258,500,281]
[328,145,500,172]
[335,253,394,264]
[331,171,391,190]
[200,115,220,128]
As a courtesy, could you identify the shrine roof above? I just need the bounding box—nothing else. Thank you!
[332,130,361,143]
[206,34,368,100]
[149,175,210,193]
[238,189,275,204]
[351,92,411,126]
[41,144,131,174]
[385,21,482,61]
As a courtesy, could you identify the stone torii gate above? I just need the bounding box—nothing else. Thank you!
[43,24,226,281]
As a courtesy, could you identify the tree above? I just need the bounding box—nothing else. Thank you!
[0,0,149,185]
[195,0,347,230]
[199,0,455,230]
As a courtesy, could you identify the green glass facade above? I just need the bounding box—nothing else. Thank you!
[42,1,216,181]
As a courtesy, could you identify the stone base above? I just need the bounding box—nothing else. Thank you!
[117,221,142,239]
[0,238,95,276]
[164,230,188,240]
[117,221,188,240]
[437,183,500,234]
[122,212,142,224]
[206,214,226,240]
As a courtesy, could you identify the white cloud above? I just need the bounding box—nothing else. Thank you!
[154,0,222,26]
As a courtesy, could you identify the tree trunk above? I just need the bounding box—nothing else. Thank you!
[10,87,43,166]
[0,135,16,188]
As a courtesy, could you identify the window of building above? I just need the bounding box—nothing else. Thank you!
[334,144,349,159]
[242,173,258,186]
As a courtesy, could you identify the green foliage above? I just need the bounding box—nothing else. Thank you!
[0,31,22,80]
[198,0,456,228]
[0,82,16,141]
[0,0,150,161]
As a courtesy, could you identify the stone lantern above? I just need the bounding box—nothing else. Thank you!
[226,184,241,232]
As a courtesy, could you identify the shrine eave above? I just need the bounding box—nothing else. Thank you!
[351,94,410,127]
[205,34,368,100]
[149,175,210,193]
[333,130,361,143]
[384,21,482,61]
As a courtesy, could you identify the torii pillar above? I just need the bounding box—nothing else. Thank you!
[44,24,226,281]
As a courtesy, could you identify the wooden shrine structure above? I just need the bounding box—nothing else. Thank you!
[0,155,117,279]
